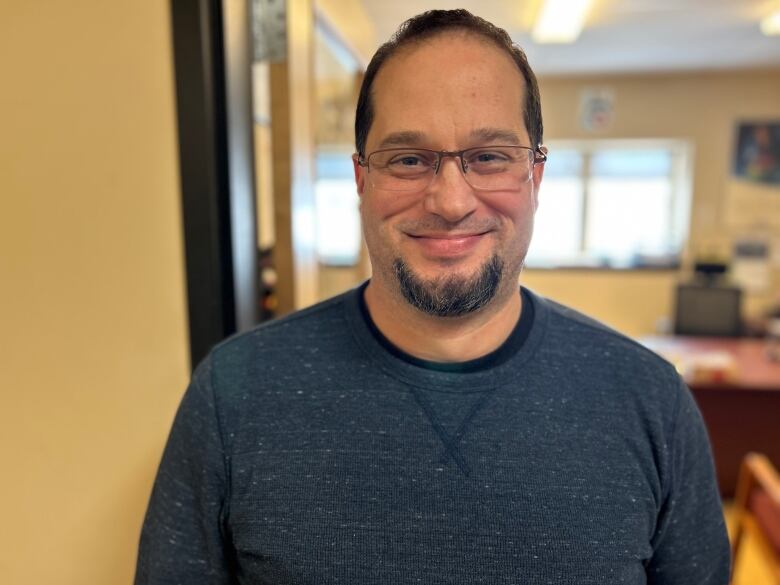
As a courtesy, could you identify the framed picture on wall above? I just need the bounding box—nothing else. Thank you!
[733,121,780,185]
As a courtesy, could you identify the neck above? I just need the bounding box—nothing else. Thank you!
[363,277,523,363]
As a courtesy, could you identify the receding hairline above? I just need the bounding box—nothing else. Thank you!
[373,27,526,84]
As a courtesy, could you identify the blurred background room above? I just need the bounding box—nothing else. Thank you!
[2,1,779,583]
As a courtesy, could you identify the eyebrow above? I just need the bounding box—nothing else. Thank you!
[469,128,523,146]
[377,131,427,149]
[376,128,525,150]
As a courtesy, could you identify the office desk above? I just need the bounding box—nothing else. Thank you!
[640,336,780,497]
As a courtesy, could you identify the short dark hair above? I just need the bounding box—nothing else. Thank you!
[354,9,543,157]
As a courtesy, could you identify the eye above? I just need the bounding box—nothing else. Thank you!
[387,153,430,167]
[467,149,512,165]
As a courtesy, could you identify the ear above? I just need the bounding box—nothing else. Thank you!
[352,154,366,197]
[531,146,547,211]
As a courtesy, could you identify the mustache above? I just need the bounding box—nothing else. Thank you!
[397,217,499,234]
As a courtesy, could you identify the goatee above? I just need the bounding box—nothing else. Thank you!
[393,255,504,317]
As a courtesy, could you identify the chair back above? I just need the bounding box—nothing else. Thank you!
[731,453,780,584]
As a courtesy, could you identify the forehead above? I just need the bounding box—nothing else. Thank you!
[367,32,527,149]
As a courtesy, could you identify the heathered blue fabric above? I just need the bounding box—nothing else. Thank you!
[136,286,730,584]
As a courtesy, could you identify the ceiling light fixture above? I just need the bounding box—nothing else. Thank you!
[761,10,780,36]
[532,0,595,44]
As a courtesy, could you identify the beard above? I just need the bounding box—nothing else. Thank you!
[393,254,504,317]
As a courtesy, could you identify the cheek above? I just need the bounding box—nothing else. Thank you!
[361,192,422,223]
[359,199,396,248]
[487,192,537,231]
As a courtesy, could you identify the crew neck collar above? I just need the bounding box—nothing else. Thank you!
[343,281,549,392]
[358,285,534,374]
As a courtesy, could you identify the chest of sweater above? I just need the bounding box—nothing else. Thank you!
[224,382,659,584]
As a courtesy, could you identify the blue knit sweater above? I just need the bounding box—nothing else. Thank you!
[136,285,729,584]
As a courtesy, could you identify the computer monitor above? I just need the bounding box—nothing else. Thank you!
[674,284,743,337]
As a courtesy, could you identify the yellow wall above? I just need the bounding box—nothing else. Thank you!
[521,269,678,337]
[523,69,780,336]
[0,2,189,584]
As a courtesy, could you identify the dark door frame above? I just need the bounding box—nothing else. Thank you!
[170,0,258,368]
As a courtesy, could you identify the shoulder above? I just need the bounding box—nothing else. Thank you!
[214,287,358,358]
[529,288,675,370]
[526,288,685,413]
[191,286,362,396]
[525,289,697,491]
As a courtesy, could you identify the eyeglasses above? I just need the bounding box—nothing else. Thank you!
[357,145,547,193]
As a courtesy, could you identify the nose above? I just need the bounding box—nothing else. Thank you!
[422,155,478,222]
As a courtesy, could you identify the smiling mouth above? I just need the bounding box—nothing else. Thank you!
[406,231,491,257]
[407,231,490,240]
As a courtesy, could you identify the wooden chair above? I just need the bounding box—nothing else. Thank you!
[731,453,780,584]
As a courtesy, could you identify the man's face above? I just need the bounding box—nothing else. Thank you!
[355,32,543,316]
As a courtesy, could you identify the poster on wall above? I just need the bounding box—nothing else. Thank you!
[579,88,614,132]
[733,121,780,185]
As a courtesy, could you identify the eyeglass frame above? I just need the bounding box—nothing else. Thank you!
[356,145,548,192]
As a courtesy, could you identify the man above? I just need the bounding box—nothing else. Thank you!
[136,10,729,584]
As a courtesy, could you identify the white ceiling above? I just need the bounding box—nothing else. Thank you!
[317,0,780,77]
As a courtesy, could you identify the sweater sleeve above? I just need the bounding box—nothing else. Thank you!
[135,357,235,585]
[646,377,730,584]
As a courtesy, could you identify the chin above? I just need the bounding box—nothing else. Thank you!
[392,255,505,318]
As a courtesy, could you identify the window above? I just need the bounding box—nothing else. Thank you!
[315,150,361,266]
[527,140,692,269]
